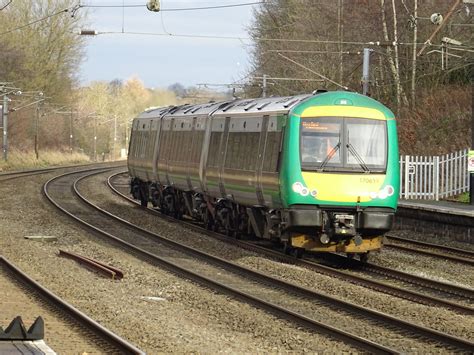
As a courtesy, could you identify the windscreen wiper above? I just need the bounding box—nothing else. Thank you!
[318,142,341,171]
[346,142,370,172]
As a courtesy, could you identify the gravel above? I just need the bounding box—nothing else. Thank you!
[369,245,474,289]
[78,171,474,343]
[389,229,474,252]
[0,170,354,353]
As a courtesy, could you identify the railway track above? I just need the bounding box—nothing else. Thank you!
[44,168,474,353]
[320,253,474,303]
[0,167,57,182]
[108,171,474,315]
[0,162,124,183]
[385,235,474,266]
[0,255,143,354]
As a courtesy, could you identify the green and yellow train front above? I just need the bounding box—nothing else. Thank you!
[279,92,399,254]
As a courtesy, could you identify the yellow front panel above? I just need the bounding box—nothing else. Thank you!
[292,234,383,253]
[301,172,385,202]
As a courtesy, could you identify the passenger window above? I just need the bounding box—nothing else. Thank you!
[208,132,222,167]
[225,133,237,169]
[263,131,282,172]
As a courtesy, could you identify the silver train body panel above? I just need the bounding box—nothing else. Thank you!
[128,95,311,208]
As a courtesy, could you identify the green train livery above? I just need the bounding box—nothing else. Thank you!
[128,91,399,259]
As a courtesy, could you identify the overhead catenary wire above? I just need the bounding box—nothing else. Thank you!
[160,0,171,35]
[277,52,351,91]
[264,49,359,55]
[228,53,277,88]
[87,29,455,50]
[0,0,13,11]
[251,76,325,82]
[371,47,470,70]
[372,62,472,88]
[3,0,468,94]
[0,2,265,37]
[0,8,70,36]
[270,79,302,95]
[78,1,265,11]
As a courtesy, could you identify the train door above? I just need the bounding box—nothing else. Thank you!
[165,117,176,185]
[186,117,197,191]
[255,115,269,205]
[157,117,172,185]
[145,119,154,181]
[151,117,162,182]
[128,118,139,177]
[218,117,231,197]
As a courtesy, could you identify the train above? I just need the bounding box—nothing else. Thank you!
[127,91,399,260]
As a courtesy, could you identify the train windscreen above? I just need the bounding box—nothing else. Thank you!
[300,117,387,172]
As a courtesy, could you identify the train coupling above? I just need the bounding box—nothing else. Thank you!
[332,213,356,236]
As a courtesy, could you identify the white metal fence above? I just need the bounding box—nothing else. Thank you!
[399,148,470,200]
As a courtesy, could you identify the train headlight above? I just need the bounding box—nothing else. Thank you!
[292,182,315,197]
[310,189,318,197]
[385,185,395,196]
[292,182,304,193]
[372,185,395,200]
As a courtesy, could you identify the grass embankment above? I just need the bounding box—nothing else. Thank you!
[0,149,91,172]
[452,193,469,204]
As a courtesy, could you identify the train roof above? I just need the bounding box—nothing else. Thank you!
[135,106,172,119]
[134,95,312,121]
[164,101,232,118]
[212,94,313,116]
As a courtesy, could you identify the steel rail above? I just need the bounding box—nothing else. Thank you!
[75,170,474,352]
[322,252,474,298]
[0,168,57,182]
[386,235,474,260]
[107,171,474,314]
[384,243,474,266]
[71,169,474,352]
[0,255,143,355]
[58,249,124,280]
[44,169,397,354]
[0,167,57,177]
[0,162,125,182]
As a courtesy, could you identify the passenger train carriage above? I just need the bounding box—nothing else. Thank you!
[128,91,399,259]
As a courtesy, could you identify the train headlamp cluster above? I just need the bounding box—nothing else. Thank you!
[369,185,394,200]
[292,182,317,197]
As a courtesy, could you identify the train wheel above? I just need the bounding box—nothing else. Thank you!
[283,243,303,258]
[359,253,369,263]
[174,211,182,220]
[294,248,304,259]
[204,210,213,230]
[139,188,148,207]
[224,215,238,238]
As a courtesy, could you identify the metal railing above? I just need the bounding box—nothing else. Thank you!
[399,148,470,200]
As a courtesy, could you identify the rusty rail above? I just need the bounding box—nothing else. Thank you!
[58,249,124,280]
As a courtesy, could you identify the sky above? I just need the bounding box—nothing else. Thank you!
[79,0,260,89]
